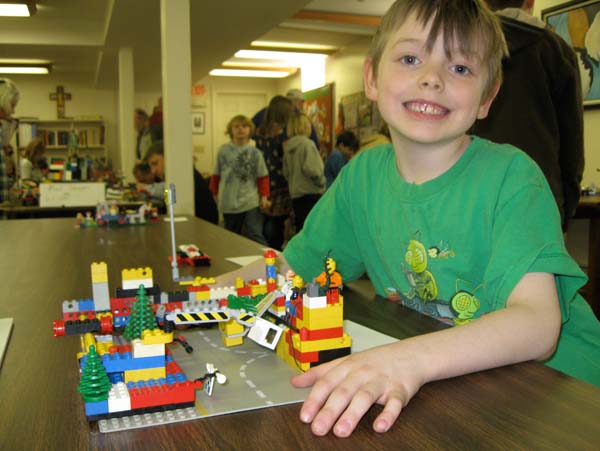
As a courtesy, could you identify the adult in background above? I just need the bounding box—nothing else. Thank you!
[254,95,293,250]
[134,108,153,160]
[20,137,46,182]
[473,0,584,231]
[325,130,359,188]
[0,78,20,204]
[252,89,320,150]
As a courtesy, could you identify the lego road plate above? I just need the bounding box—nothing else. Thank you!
[98,320,397,433]
[0,318,14,369]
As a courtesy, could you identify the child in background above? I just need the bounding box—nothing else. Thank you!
[283,113,326,233]
[324,130,359,188]
[20,137,45,182]
[132,161,156,185]
[136,141,165,203]
[216,0,600,438]
[210,114,270,245]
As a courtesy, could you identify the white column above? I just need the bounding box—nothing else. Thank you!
[118,47,136,182]
[160,0,194,215]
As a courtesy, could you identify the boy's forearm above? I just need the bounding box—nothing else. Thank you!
[402,273,561,383]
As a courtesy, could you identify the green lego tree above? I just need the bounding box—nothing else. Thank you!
[123,285,158,341]
[78,345,112,402]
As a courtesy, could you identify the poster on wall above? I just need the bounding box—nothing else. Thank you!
[339,91,384,142]
[303,83,335,155]
[542,0,600,107]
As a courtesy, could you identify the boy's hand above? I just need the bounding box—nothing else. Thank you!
[260,197,272,210]
[291,343,424,437]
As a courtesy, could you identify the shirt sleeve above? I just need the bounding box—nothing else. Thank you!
[481,156,587,320]
[284,157,366,283]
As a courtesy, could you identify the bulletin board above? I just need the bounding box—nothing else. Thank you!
[303,83,335,154]
[338,91,383,142]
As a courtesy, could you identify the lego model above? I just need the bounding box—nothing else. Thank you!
[52,247,350,428]
[168,244,211,267]
[76,201,159,228]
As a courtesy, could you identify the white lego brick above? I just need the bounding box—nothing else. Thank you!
[303,294,327,309]
[247,317,283,350]
[122,278,153,290]
[131,339,165,358]
[209,286,236,299]
[108,382,131,413]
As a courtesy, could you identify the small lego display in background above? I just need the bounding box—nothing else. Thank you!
[76,201,159,228]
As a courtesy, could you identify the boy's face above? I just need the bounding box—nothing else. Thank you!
[364,13,497,149]
[231,121,251,142]
[148,154,165,180]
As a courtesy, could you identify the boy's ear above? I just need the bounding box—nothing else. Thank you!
[477,81,501,119]
[363,58,378,101]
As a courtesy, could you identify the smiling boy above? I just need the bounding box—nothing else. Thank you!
[217,0,600,439]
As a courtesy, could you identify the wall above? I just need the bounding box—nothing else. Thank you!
[190,76,279,175]
[9,74,118,171]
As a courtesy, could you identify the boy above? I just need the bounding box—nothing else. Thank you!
[324,130,359,187]
[136,141,165,203]
[217,0,600,438]
[210,114,270,245]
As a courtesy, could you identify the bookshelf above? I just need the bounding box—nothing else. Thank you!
[16,118,106,155]
[15,118,107,181]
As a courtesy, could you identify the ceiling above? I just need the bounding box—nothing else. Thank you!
[0,0,394,91]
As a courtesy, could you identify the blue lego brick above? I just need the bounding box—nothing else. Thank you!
[81,353,166,373]
[113,316,129,328]
[78,298,95,311]
[109,372,125,384]
[165,373,187,385]
[85,399,109,416]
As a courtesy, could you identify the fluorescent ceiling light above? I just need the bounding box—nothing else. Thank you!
[235,50,327,66]
[0,65,49,74]
[209,69,291,78]
[223,60,298,69]
[251,40,336,51]
[0,2,36,17]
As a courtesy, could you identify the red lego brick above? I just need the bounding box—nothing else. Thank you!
[326,289,339,305]
[237,286,251,296]
[274,296,286,307]
[187,285,210,292]
[299,327,344,341]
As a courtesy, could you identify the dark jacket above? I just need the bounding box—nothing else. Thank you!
[472,17,584,229]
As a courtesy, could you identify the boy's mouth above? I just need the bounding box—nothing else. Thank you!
[404,101,449,116]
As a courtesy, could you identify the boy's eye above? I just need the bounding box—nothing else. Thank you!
[451,65,471,75]
[399,55,420,65]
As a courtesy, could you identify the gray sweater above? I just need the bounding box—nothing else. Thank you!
[282,135,325,198]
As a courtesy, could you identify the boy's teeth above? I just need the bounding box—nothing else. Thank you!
[407,102,446,115]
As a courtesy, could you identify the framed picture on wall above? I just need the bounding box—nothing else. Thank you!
[542,0,600,107]
[191,111,205,134]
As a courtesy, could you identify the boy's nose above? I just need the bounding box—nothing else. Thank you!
[419,69,443,91]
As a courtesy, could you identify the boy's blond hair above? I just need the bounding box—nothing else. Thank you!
[287,113,311,138]
[368,0,508,101]
[226,114,255,139]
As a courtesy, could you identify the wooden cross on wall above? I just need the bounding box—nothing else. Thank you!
[49,85,72,119]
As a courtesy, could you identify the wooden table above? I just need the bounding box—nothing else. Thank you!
[574,195,600,317]
[0,201,149,219]
[1,217,599,450]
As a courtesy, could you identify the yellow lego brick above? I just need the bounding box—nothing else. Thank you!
[250,284,267,296]
[142,329,174,345]
[195,290,211,300]
[121,267,153,282]
[219,318,245,335]
[291,333,352,353]
[296,303,344,330]
[179,276,216,286]
[90,262,108,283]
[235,277,245,289]
[220,334,244,347]
[275,332,310,372]
[124,367,166,383]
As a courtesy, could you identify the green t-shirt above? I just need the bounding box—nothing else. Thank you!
[284,137,600,387]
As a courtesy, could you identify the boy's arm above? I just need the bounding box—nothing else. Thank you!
[293,271,562,437]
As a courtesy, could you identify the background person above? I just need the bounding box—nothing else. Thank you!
[325,130,359,188]
[473,0,584,231]
[0,78,20,204]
